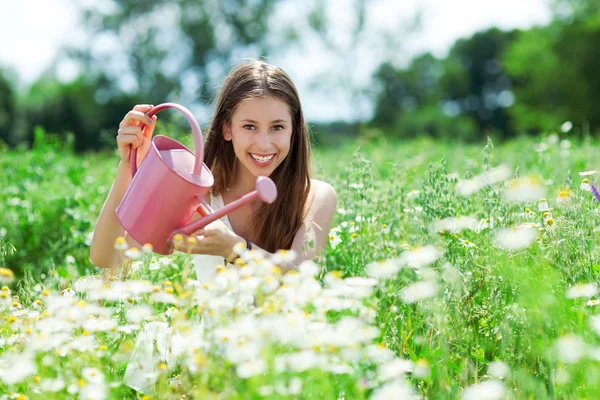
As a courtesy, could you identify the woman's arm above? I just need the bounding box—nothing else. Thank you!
[289,180,337,265]
[90,104,156,269]
[242,180,337,273]
[89,161,142,269]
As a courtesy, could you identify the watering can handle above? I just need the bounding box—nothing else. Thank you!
[129,103,204,177]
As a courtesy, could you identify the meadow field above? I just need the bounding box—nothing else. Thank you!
[2,130,600,399]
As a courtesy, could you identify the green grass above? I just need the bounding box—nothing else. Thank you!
[2,130,600,399]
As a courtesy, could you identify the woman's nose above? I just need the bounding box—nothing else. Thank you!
[255,130,271,148]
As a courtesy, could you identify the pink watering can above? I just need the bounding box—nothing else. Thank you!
[116,103,277,255]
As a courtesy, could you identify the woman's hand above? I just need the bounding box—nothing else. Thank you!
[116,104,157,168]
[170,220,243,258]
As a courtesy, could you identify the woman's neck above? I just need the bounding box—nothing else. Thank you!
[226,164,262,202]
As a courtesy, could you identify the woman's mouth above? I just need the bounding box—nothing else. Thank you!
[249,153,275,166]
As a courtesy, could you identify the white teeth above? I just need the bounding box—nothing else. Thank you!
[250,154,274,163]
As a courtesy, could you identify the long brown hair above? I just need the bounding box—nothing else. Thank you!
[203,60,312,252]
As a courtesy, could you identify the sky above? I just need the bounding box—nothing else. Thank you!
[0,0,553,122]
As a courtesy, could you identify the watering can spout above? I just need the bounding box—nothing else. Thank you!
[179,176,277,236]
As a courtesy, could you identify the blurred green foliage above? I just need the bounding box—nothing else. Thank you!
[1,2,600,149]
[371,3,600,140]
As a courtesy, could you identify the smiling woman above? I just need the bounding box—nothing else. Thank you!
[89,60,337,393]
[224,97,293,185]
[91,60,337,271]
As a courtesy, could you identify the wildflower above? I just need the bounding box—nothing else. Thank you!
[142,243,153,253]
[429,216,478,234]
[371,379,416,400]
[556,190,572,206]
[377,359,413,381]
[61,287,76,297]
[533,142,548,153]
[236,359,267,378]
[566,283,598,299]
[587,299,600,306]
[82,367,104,384]
[456,165,512,196]
[272,249,297,265]
[396,245,443,269]
[126,305,153,323]
[560,139,571,149]
[0,352,36,384]
[589,315,600,336]
[487,361,510,379]
[590,182,600,204]
[493,226,538,251]
[114,236,128,251]
[298,260,320,277]
[0,267,15,283]
[561,121,573,133]
[366,260,399,279]
[581,179,592,192]
[124,247,141,260]
[538,198,549,211]
[579,170,598,176]
[413,359,430,378]
[148,259,160,271]
[40,378,66,392]
[556,334,586,363]
[458,238,477,249]
[399,281,438,304]
[503,176,546,203]
[462,380,505,400]
[519,207,536,219]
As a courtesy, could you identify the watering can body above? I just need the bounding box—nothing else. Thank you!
[115,103,277,255]
[116,135,214,254]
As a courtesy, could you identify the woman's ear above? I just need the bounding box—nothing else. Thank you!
[223,122,232,141]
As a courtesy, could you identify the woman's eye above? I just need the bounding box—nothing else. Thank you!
[243,124,256,130]
[272,125,284,131]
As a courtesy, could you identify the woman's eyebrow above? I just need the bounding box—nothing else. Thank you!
[240,118,289,123]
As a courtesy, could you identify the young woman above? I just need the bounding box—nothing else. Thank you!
[90,59,337,278]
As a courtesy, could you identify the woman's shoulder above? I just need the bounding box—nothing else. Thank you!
[307,179,337,213]
[309,179,337,199]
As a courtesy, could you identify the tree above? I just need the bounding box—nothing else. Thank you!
[441,28,519,139]
[69,0,282,104]
[371,28,519,140]
[0,69,16,146]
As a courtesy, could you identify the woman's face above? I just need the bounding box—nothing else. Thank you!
[224,96,293,179]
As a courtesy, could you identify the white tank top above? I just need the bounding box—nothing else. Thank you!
[192,193,232,283]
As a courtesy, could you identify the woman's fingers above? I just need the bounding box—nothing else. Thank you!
[119,110,155,129]
[169,232,206,253]
[133,104,154,112]
[142,115,157,139]
[117,126,144,148]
